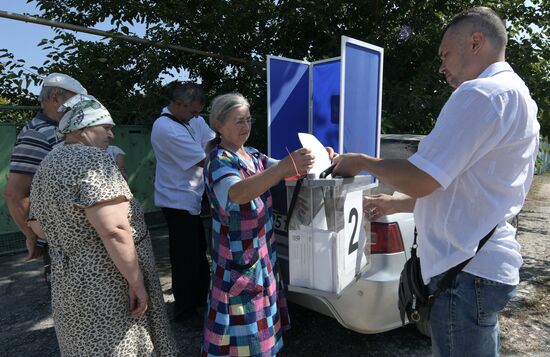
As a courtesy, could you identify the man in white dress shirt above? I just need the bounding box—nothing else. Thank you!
[332,7,539,356]
[151,82,215,324]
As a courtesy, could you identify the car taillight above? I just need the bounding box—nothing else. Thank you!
[370,222,405,254]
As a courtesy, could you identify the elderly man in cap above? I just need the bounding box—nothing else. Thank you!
[3,73,87,286]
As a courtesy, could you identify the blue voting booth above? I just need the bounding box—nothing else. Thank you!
[268,37,384,296]
[267,36,383,168]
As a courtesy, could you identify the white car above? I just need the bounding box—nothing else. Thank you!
[272,134,426,335]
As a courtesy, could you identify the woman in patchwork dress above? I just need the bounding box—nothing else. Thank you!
[201,93,315,356]
[28,95,178,356]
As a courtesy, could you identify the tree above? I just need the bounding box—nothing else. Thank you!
[1,0,548,145]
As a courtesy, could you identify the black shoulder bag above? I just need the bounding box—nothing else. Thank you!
[398,225,496,325]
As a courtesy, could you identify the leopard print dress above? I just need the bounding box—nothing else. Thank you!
[30,144,179,357]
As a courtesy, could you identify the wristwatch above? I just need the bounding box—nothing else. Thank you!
[36,238,48,248]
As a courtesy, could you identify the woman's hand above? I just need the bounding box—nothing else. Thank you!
[278,148,315,178]
[228,148,314,204]
[25,221,47,260]
[128,275,148,319]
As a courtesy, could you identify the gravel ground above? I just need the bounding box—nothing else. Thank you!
[0,173,548,356]
[499,172,550,356]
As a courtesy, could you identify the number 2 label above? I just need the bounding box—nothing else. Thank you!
[348,207,359,254]
[343,190,363,274]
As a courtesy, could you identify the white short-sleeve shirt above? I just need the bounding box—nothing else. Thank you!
[151,107,215,214]
[409,62,540,285]
[106,145,125,161]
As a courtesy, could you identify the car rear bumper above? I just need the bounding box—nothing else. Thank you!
[284,252,408,334]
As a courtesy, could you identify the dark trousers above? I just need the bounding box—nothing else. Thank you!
[162,207,210,317]
[43,243,51,289]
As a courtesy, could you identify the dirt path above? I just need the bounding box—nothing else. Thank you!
[0,174,548,356]
[500,172,550,355]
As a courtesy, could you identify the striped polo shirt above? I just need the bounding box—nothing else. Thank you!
[9,113,63,175]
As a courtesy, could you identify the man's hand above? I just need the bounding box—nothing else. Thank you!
[364,194,399,221]
[24,235,44,260]
[26,220,47,260]
[364,193,416,221]
[325,146,338,161]
[332,153,368,177]
[333,154,440,197]
[4,172,44,260]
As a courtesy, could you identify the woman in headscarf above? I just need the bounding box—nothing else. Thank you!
[201,93,315,356]
[28,94,179,356]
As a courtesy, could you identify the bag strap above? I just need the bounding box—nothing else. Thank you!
[284,177,304,233]
[434,225,497,295]
[411,226,419,258]
[160,112,197,142]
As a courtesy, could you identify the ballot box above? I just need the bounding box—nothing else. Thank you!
[268,36,383,298]
[286,175,376,296]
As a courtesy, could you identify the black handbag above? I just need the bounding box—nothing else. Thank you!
[398,226,496,325]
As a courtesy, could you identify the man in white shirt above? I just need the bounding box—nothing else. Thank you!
[151,83,215,325]
[332,7,539,356]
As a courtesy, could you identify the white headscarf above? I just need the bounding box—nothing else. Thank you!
[58,94,114,134]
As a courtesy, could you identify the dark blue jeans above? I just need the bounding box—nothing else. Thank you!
[428,271,516,357]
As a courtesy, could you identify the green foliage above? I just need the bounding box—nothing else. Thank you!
[0,49,42,103]
[0,97,36,127]
[1,0,548,143]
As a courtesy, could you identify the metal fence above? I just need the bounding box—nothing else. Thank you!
[537,139,550,174]
[2,122,548,255]
[0,124,164,255]
[0,124,18,252]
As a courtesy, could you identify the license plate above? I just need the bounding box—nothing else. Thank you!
[273,211,288,234]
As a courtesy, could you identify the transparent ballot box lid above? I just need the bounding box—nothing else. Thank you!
[285,175,377,297]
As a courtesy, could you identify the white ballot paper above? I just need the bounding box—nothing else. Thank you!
[298,132,332,178]
[289,225,335,292]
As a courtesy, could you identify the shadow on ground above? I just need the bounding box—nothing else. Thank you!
[0,226,431,357]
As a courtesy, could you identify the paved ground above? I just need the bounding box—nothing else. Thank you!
[0,225,429,357]
[499,172,550,355]
[1,174,548,356]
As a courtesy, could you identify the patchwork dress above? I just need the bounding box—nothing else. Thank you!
[29,144,179,357]
[202,146,290,357]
